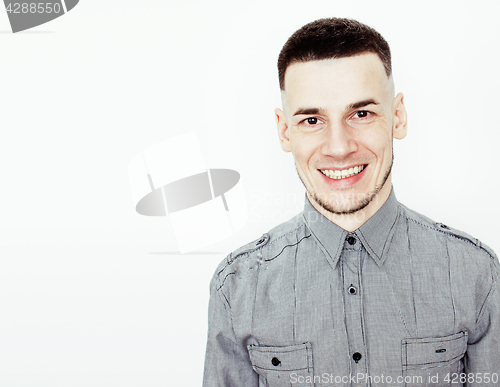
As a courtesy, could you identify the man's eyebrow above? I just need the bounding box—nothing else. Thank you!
[292,100,379,116]
[347,99,380,110]
[293,107,327,116]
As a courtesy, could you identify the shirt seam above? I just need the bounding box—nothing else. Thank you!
[445,237,457,331]
[216,225,310,290]
[476,279,497,327]
[227,224,307,265]
[265,233,311,262]
[292,232,298,343]
[215,285,240,345]
[405,216,494,259]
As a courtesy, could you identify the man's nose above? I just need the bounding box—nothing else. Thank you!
[320,121,358,158]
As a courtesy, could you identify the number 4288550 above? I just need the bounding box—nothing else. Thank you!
[445,373,499,384]
[6,3,63,14]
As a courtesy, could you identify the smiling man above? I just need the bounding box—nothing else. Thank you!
[275,52,406,231]
[203,18,499,387]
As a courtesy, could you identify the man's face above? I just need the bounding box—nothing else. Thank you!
[276,53,407,216]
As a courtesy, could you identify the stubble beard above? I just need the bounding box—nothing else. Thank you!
[298,152,394,216]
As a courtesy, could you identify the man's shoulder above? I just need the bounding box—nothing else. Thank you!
[398,202,497,261]
[211,211,308,288]
[229,212,308,263]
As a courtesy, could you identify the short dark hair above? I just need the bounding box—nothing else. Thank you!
[278,18,392,90]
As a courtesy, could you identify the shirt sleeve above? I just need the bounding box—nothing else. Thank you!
[202,270,259,387]
[464,256,500,387]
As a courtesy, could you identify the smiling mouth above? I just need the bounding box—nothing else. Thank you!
[320,165,366,180]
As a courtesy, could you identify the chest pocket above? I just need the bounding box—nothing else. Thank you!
[402,331,468,386]
[247,342,314,387]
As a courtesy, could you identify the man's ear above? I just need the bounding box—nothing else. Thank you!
[392,92,408,140]
[275,108,291,152]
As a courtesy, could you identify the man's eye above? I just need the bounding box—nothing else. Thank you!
[306,117,319,125]
[353,110,370,119]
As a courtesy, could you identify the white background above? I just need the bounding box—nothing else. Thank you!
[0,1,499,386]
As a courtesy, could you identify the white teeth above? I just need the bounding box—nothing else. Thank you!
[321,165,365,180]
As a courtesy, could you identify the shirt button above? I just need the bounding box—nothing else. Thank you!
[352,352,362,363]
[271,357,281,366]
[347,236,356,245]
[348,285,357,295]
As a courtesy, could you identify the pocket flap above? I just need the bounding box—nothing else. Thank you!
[247,342,313,372]
[402,331,468,367]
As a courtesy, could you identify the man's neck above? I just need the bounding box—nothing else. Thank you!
[307,183,392,232]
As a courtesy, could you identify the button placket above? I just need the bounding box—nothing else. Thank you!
[341,234,367,377]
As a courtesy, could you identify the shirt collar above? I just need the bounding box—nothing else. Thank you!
[302,188,400,268]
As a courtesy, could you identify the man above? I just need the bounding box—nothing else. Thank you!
[203,18,499,387]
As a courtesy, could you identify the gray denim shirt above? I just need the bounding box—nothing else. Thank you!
[203,190,500,387]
